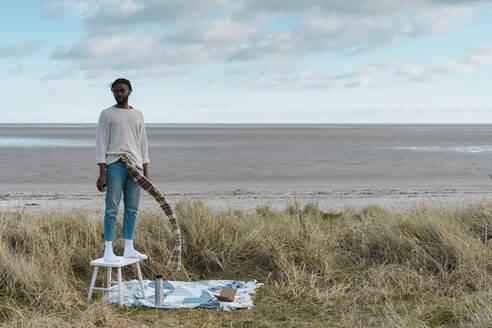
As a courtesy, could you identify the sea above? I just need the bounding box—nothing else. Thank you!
[1,124,492,188]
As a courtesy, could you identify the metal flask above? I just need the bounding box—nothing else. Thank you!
[155,274,163,306]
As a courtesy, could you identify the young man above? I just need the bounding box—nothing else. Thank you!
[96,78,149,262]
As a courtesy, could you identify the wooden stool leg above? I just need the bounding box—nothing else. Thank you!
[136,262,146,298]
[87,266,99,301]
[117,267,123,306]
[107,266,112,289]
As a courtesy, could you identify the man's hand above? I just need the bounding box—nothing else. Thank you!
[97,175,107,192]
[97,163,107,192]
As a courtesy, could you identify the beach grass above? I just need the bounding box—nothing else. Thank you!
[0,201,490,327]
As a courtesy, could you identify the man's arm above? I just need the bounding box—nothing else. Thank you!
[140,112,150,175]
[99,163,106,177]
[143,163,149,179]
[96,111,109,165]
[96,111,109,191]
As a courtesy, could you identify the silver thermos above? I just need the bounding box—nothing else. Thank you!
[155,274,163,306]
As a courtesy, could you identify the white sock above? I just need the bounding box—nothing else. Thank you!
[103,241,120,262]
[123,239,148,260]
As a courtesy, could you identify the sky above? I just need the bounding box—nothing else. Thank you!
[2,0,492,123]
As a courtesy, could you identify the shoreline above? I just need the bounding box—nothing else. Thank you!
[2,183,492,214]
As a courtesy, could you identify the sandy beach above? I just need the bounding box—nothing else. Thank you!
[2,124,492,213]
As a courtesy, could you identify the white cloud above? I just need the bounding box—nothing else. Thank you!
[43,6,65,18]
[398,44,492,81]
[291,66,378,89]
[201,59,391,90]
[51,35,220,74]
[227,5,480,61]
[40,70,76,81]
[465,44,492,66]
[171,19,258,44]
[40,0,491,83]
[238,0,490,17]
[424,6,476,35]
[8,63,24,76]
[52,35,156,59]
[52,5,478,75]
[81,0,232,35]
[0,41,43,58]
[399,65,427,80]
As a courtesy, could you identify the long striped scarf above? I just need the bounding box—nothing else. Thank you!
[119,154,182,271]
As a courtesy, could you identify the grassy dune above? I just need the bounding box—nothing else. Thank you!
[0,201,491,327]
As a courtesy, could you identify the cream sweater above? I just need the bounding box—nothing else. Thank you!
[96,106,150,169]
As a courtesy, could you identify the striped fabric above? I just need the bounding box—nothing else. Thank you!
[119,154,182,271]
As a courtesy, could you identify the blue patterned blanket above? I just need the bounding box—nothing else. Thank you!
[105,279,262,311]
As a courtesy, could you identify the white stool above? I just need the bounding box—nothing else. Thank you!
[87,256,146,306]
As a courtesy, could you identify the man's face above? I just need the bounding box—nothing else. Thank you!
[112,84,131,105]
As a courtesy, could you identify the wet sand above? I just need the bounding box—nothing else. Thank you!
[2,124,492,213]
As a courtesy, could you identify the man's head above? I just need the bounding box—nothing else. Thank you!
[110,78,132,106]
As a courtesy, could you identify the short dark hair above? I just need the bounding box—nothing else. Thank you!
[110,78,132,91]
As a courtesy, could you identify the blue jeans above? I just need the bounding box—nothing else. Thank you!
[104,161,141,241]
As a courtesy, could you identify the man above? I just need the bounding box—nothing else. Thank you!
[96,78,149,262]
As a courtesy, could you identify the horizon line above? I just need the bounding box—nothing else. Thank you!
[3,122,492,125]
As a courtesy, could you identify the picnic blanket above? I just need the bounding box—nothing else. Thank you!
[105,280,263,311]
[119,154,182,270]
